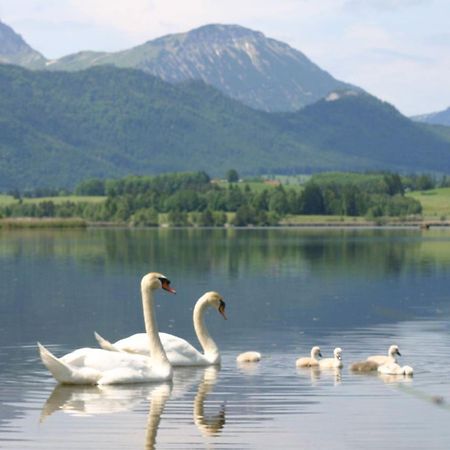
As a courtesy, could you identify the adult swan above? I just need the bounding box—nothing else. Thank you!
[38,272,176,385]
[95,291,227,366]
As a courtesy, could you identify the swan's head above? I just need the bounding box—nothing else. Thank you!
[311,346,322,358]
[204,291,227,320]
[142,272,176,294]
[388,345,401,358]
[334,347,343,360]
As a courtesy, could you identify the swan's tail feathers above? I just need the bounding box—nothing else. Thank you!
[94,332,120,352]
[37,342,74,384]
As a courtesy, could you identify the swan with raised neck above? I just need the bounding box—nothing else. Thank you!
[367,345,401,366]
[95,291,226,366]
[319,347,343,369]
[38,272,175,384]
[296,346,322,367]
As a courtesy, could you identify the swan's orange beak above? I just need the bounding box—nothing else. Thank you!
[161,279,176,294]
[218,300,227,320]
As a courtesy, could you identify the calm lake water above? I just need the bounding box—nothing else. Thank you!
[1,227,450,449]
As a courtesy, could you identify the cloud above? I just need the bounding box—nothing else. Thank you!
[343,0,429,12]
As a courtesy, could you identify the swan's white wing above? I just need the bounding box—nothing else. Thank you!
[40,345,170,385]
[112,333,151,355]
[108,332,209,366]
[160,332,208,366]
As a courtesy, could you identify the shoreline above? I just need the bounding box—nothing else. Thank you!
[2,217,450,229]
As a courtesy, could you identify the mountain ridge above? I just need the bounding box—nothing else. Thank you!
[412,107,450,127]
[0,21,46,68]
[1,21,355,112]
[0,64,449,190]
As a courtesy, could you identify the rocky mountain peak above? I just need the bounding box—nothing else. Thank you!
[0,20,46,67]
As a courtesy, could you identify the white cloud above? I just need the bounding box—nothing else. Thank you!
[343,0,429,12]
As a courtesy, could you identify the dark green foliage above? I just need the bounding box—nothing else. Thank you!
[1,65,450,191]
[300,182,325,214]
[75,179,105,195]
[0,170,422,225]
[226,169,239,183]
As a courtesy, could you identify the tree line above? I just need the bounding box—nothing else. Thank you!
[0,171,425,226]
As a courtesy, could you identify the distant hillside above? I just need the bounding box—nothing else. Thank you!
[44,24,354,112]
[412,107,450,127]
[282,91,450,172]
[0,65,449,190]
[0,21,46,68]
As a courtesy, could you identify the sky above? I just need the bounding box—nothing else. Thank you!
[0,0,449,116]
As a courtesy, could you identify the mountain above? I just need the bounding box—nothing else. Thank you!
[0,21,46,68]
[281,91,450,172]
[0,64,449,190]
[412,107,450,127]
[44,24,354,112]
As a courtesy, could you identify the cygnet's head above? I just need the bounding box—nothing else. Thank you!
[311,346,322,358]
[142,272,176,293]
[204,291,227,320]
[334,347,343,360]
[388,345,401,358]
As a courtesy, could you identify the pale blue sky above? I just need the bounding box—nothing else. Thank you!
[1,0,448,115]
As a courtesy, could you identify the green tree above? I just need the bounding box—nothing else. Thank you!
[301,182,325,214]
[167,210,189,226]
[226,169,239,183]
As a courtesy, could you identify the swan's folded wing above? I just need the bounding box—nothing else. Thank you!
[113,333,151,355]
[160,332,207,366]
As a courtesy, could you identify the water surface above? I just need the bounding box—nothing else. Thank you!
[1,228,450,449]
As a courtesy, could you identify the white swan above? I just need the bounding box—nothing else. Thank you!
[38,272,176,385]
[319,347,343,369]
[236,351,262,363]
[367,344,401,366]
[95,291,226,366]
[378,362,413,376]
[296,346,322,367]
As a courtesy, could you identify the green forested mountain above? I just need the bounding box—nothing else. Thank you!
[0,64,449,190]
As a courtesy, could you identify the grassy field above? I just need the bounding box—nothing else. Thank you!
[0,195,105,206]
[407,187,450,220]
[0,217,87,228]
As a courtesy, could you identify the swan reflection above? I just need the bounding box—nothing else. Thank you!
[40,366,225,445]
[378,372,414,384]
[40,382,171,449]
[193,366,225,437]
[296,366,342,385]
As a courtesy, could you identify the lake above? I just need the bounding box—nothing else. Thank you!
[1,227,450,449]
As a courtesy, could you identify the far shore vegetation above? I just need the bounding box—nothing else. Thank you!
[1,171,450,228]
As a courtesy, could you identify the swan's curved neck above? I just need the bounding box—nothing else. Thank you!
[142,285,170,368]
[193,298,219,363]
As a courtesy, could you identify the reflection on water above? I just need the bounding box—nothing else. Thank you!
[1,228,450,449]
[193,366,225,437]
